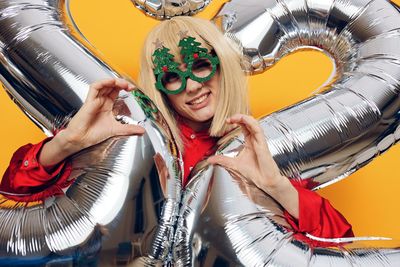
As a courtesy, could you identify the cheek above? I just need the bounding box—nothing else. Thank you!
[166,95,185,112]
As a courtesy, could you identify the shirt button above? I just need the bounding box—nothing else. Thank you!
[23,160,29,167]
[190,134,196,139]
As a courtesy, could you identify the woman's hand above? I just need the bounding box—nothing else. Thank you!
[207,114,284,191]
[60,78,145,151]
[39,78,145,169]
[207,114,299,218]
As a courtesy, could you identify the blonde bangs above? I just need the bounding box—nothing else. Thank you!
[143,18,214,69]
[138,16,249,151]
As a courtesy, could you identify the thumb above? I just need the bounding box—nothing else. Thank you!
[114,123,145,136]
[207,155,236,170]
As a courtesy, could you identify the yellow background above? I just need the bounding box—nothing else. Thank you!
[0,0,399,240]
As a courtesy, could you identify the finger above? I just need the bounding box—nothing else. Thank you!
[227,115,273,170]
[207,155,236,170]
[208,155,246,183]
[87,78,130,100]
[126,82,136,91]
[113,78,130,91]
[108,89,120,102]
[238,117,276,172]
[225,115,252,145]
[226,167,245,180]
[87,79,117,101]
[92,78,118,90]
[98,86,116,98]
[228,114,263,137]
[101,86,122,101]
[99,79,131,98]
[228,114,265,145]
[113,123,145,136]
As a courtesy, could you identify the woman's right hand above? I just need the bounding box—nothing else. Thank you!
[39,78,145,169]
[60,78,145,151]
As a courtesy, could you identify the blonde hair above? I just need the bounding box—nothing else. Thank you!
[139,16,249,150]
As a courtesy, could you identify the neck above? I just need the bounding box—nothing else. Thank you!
[180,117,212,132]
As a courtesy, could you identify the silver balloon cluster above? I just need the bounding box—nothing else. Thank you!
[0,0,182,265]
[181,0,400,266]
[216,0,400,190]
[131,0,211,19]
[0,0,399,266]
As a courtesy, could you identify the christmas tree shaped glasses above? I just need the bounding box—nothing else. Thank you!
[152,36,220,95]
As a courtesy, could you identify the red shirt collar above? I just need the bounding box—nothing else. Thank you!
[176,116,213,140]
[176,116,218,187]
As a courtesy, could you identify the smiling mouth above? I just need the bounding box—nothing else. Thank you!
[187,92,211,106]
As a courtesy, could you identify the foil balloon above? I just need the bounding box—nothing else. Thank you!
[131,0,211,19]
[171,0,400,266]
[0,0,399,267]
[183,157,400,267]
[214,0,400,189]
[0,0,182,266]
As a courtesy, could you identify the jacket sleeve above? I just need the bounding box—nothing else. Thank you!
[283,179,354,239]
[0,137,73,202]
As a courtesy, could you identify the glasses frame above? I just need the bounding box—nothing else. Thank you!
[155,53,220,95]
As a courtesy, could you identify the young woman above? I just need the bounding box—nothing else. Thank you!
[0,16,353,240]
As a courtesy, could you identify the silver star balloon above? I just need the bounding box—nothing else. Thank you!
[131,0,211,19]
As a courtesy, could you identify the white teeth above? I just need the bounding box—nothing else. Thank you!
[189,93,209,105]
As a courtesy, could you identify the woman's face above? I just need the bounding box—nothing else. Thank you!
[164,60,220,131]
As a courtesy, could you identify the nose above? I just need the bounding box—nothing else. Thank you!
[185,77,203,93]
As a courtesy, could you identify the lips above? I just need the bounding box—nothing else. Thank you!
[186,92,210,105]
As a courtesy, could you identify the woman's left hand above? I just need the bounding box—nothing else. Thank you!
[207,114,286,194]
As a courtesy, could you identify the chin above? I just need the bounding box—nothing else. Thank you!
[192,110,215,122]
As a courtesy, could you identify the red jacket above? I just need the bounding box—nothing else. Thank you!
[0,137,73,202]
[283,179,354,245]
[0,124,353,241]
